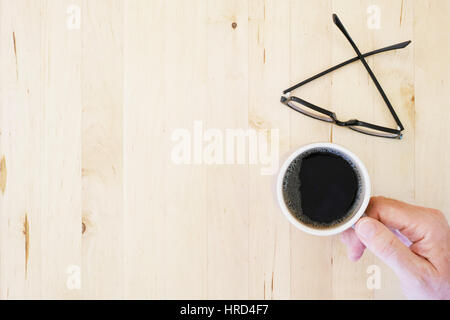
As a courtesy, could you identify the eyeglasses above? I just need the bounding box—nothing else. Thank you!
[281,14,410,139]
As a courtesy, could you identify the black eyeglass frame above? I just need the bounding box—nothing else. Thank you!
[282,14,410,139]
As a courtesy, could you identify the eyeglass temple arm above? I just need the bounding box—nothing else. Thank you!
[332,13,405,131]
[282,40,410,95]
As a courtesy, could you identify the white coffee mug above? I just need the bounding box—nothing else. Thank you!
[276,142,371,236]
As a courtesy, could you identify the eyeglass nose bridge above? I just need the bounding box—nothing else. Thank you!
[335,119,358,127]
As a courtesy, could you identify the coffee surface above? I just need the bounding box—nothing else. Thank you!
[282,149,360,228]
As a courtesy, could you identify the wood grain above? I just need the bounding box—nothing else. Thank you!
[0,0,449,299]
[81,0,124,299]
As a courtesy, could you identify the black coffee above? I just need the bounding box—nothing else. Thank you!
[282,148,362,229]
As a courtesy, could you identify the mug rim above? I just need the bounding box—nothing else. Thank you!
[276,142,371,236]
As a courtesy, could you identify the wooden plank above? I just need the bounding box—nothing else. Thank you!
[162,0,208,299]
[248,0,291,300]
[414,1,450,232]
[289,0,334,299]
[39,0,83,299]
[0,0,83,299]
[81,0,124,299]
[124,0,209,299]
[0,0,44,299]
[123,0,167,299]
[206,0,249,298]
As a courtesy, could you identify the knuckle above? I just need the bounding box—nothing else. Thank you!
[427,209,446,226]
[368,196,382,209]
[367,196,390,216]
[371,196,387,204]
[378,236,398,259]
[432,209,445,220]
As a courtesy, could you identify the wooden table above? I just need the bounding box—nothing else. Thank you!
[0,0,449,299]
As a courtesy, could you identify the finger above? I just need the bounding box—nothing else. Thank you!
[340,228,366,261]
[365,196,435,243]
[355,217,429,276]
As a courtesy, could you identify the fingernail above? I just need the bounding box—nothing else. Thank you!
[356,219,378,239]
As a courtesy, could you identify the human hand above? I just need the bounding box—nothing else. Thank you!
[340,196,450,299]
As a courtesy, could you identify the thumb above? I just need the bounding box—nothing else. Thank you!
[355,217,425,276]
